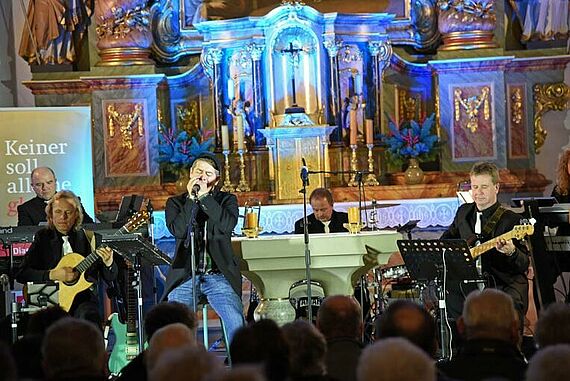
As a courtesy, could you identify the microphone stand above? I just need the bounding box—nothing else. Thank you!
[185,197,200,315]
[300,171,313,322]
[147,200,158,305]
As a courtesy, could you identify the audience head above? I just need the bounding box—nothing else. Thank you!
[26,305,69,336]
[309,188,334,222]
[31,167,57,201]
[375,300,437,357]
[458,289,519,344]
[230,319,289,381]
[46,190,83,233]
[148,345,220,381]
[470,162,500,211]
[526,344,570,381]
[0,341,17,381]
[146,323,196,373]
[357,337,435,381]
[317,294,363,340]
[42,317,106,380]
[207,365,267,381]
[144,301,197,341]
[282,319,327,378]
[534,302,570,348]
[556,149,570,195]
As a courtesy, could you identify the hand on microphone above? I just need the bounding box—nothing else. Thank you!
[187,177,206,198]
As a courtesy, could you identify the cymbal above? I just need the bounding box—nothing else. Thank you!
[360,203,400,211]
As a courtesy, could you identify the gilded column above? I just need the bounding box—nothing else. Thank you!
[324,38,343,142]
[202,48,224,150]
[95,0,154,66]
[368,40,392,132]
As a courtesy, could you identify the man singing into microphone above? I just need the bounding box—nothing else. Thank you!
[161,152,244,347]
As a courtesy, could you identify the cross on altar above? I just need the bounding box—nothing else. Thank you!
[280,42,305,106]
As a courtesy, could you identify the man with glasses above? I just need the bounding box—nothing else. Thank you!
[18,166,94,226]
[161,152,244,346]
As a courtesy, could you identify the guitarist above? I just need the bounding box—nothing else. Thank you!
[441,162,529,330]
[16,190,117,326]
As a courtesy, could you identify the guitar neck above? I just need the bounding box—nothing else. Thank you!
[74,225,131,273]
[470,230,518,259]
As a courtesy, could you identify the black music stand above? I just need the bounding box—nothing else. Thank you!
[103,234,171,353]
[397,239,481,359]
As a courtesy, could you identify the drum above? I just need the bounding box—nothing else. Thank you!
[381,265,409,281]
[289,280,325,322]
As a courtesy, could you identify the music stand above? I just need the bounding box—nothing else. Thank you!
[397,239,480,359]
[103,234,171,353]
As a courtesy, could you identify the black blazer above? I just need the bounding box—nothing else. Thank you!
[161,189,241,299]
[18,196,94,226]
[441,202,529,318]
[294,210,349,234]
[16,227,118,311]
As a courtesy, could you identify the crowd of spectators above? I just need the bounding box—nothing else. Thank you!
[0,291,569,381]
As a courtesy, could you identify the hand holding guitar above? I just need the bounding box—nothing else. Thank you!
[96,246,114,267]
[49,267,78,282]
[495,238,516,256]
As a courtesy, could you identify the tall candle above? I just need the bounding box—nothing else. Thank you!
[221,124,230,151]
[236,115,245,151]
[348,206,360,224]
[228,79,234,100]
[349,110,357,145]
[365,119,374,144]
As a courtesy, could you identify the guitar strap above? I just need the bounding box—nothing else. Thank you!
[481,206,506,238]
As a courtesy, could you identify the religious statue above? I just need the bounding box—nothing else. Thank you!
[19,0,93,65]
[228,98,252,139]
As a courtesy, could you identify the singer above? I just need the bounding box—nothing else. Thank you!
[161,152,244,347]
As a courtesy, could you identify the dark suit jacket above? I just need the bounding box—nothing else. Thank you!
[161,189,241,299]
[16,227,118,311]
[294,210,349,234]
[437,339,527,381]
[18,196,94,226]
[441,202,529,319]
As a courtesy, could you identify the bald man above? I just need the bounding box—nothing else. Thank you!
[316,295,363,381]
[18,167,93,226]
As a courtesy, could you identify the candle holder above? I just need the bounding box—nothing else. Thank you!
[221,150,234,192]
[242,198,263,238]
[364,144,379,186]
[236,150,251,192]
[343,222,363,234]
[348,144,359,187]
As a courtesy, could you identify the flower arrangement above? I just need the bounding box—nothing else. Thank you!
[381,113,439,166]
[157,120,215,174]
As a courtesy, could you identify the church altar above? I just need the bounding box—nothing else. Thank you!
[151,197,460,239]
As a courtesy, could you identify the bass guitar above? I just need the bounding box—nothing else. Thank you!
[56,211,148,312]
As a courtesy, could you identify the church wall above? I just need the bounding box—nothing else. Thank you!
[436,65,507,172]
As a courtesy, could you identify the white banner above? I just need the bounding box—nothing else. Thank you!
[0,107,94,226]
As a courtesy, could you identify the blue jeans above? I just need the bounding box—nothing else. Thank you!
[168,273,244,345]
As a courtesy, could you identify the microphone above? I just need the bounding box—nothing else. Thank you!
[191,184,201,197]
[301,158,309,186]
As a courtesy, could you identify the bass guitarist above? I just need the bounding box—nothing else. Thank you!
[441,162,529,329]
[16,190,117,326]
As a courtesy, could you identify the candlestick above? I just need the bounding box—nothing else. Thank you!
[236,150,250,192]
[364,144,379,186]
[221,124,230,151]
[221,150,234,192]
[348,145,359,187]
[236,116,245,151]
[365,119,373,145]
[349,110,357,146]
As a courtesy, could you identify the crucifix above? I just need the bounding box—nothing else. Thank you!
[280,42,304,106]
